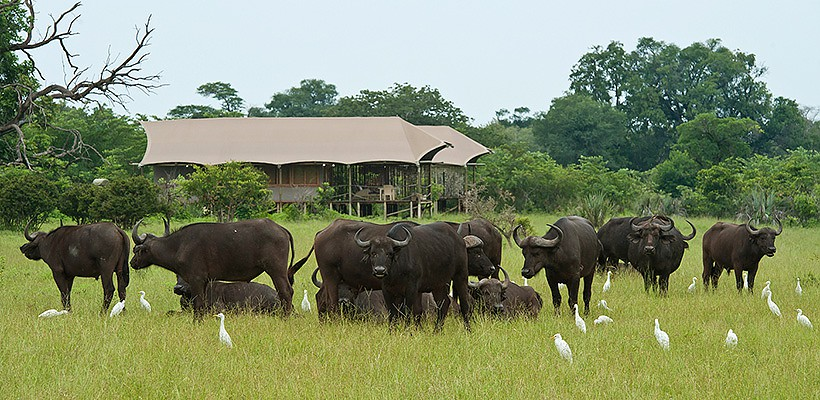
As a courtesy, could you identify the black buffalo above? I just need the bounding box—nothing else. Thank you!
[174,275,281,314]
[515,216,600,316]
[597,216,653,270]
[702,217,782,292]
[354,222,472,331]
[467,267,543,318]
[20,221,131,314]
[627,216,696,295]
[130,218,295,317]
[288,219,493,319]
[446,218,503,277]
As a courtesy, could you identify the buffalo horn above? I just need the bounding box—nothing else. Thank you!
[745,217,760,236]
[463,235,484,249]
[163,218,171,236]
[532,223,562,248]
[132,219,148,245]
[630,217,643,232]
[390,226,412,248]
[311,267,322,288]
[456,223,465,237]
[468,280,481,289]
[354,228,371,248]
[499,266,510,290]
[774,217,783,235]
[24,219,35,241]
[513,224,524,248]
[681,219,696,241]
[653,215,674,232]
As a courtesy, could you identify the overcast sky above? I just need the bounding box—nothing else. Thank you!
[31,1,820,125]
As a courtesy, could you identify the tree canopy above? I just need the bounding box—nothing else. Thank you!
[249,79,338,117]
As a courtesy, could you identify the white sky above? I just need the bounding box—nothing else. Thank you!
[30,1,820,125]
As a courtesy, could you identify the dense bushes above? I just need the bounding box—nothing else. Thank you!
[0,167,58,229]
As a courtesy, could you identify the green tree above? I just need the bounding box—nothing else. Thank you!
[464,120,536,149]
[168,81,244,118]
[249,79,338,117]
[325,83,470,127]
[759,97,816,155]
[0,166,58,229]
[674,113,759,168]
[569,41,629,107]
[532,94,630,169]
[176,162,271,222]
[651,150,699,197]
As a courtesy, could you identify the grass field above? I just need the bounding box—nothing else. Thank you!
[0,215,817,399]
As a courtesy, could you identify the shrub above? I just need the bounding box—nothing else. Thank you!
[0,167,58,229]
[176,162,271,222]
[58,176,162,228]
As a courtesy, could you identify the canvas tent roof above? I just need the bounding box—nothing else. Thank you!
[417,125,491,165]
[138,117,459,167]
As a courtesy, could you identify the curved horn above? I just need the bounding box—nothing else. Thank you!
[311,267,322,288]
[499,266,510,290]
[745,217,760,236]
[681,219,696,241]
[463,235,484,249]
[163,218,171,236]
[513,224,524,248]
[773,216,783,235]
[456,223,465,237]
[630,217,643,232]
[652,215,674,231]
[132,219,147,245]
[468,280,481,289]
[354,227,370,248]
[532,223,562,248]
[390,226,411,248]
[24,219,35,241]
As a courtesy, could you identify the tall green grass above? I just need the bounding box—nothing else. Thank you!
[0,216,817,398]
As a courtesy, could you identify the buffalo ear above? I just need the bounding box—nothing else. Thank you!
[660,234,677,244]
[627,232,641,243]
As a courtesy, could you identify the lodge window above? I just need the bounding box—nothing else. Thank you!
[279,165,321,186]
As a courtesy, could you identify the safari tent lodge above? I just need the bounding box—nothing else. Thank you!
[138,117,490,217]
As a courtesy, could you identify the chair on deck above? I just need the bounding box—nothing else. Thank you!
[379,185,395,201]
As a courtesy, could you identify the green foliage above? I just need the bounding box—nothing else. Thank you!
[58,177,161,228]
[249,79,338,117]
[674,113,759,168]
[325,82,470,127]
[574,192,615,228]
[0,167,58,229]
[685,160,741,217]
[168,81,245,118]
[651,150,699,197]
[532,94,630,169]
[176,162,271,222]
[0,2,35,128]
[568,156,648,212]
[463,122,536,149]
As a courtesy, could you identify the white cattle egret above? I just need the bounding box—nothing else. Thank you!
[594,315,613,325]
[725,329,738,348]
[573,304,586,334]
[760,281,771,299]
[523,277,528,287]
[216,312,233,348]
[301,289,311,313]
[558,283,567,291]
[742,271,749,289]
[654,319,670,351]
[687,277,697,293]
[766,291,781,317]
[796,309,813,329]
[139,291,152,312]
[795,278,802,296]
[109,300,125,317]
[602,271,612,293]
[551,333,572,364]
[597,299,613,311]
[38,309,69,318]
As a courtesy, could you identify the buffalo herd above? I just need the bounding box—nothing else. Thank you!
[20,214,783,331]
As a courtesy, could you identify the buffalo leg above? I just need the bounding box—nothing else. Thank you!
[746,267,758,293]
[269,272,294,316]
[432,287,451,333]
[734,268,745,293]
[451,278,472,332]
[115,269,128,303]
[546,278,562,316]
[100,271,116,315]
[581,274,593,316]
[702,256,716,290]
[566,279,580,315]
[659,274,669,297]
[190,279,208,321]
[53,271,73,311]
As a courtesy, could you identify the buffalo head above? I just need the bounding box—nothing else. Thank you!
[628,216,675,255]
[354,224,411,279]
[463,234,496,277]
[130,218,170,270]
[468,266,510,314]
[514,224,563,278]
[745,217,782,257]
[19,220,46,260]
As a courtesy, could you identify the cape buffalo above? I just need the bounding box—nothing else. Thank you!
[702,217,782,292]
[20,221,130,315]
[288,219,493,319]
[467,267,542,318]
[515,216,600,316]
[174,275,281,314]
[597,216,653,271]
[446,218,503,277]
[131,218,295,317]
[354,222,472,332]
[627,216,696,295]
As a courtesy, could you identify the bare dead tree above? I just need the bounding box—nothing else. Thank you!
[0,0,162,168]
